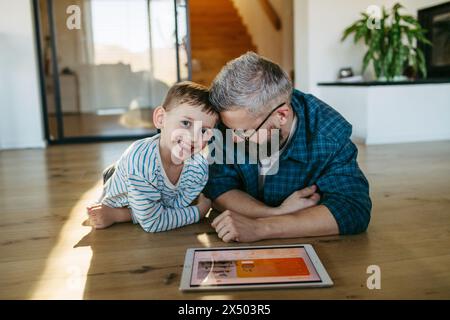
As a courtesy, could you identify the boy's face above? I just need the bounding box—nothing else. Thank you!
[154,103,217,162]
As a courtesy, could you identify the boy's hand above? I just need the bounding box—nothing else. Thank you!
[196,193,212,219]
[87,203,131,229]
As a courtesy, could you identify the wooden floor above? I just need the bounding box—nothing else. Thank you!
[47,109,155,138]
[0,140,449,299]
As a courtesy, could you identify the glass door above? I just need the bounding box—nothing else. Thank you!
[35,0,190,142]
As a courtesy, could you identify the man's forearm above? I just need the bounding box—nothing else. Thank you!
[257,205,339,239]
[212,189,276,218]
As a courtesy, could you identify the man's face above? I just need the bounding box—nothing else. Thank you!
[220,108,275,145]
[220,101,291,153]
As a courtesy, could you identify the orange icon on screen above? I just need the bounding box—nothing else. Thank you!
[236,258,310,278]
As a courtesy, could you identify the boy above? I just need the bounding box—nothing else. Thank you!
[87,82,218,232]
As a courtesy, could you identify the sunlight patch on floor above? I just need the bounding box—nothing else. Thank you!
[196,233,214,248]
[29,181,102,299]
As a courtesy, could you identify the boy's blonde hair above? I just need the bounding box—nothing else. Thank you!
[162,81,217,116]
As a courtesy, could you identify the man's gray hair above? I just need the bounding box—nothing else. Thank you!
[209,52,293,115]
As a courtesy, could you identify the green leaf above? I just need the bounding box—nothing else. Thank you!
[354,25,367,44]
[402,15,421,27]
[416,49,427,77]
[393,3,404,11]
[382,7,389,19]
[364,30,371,45]
[385,46,394,75]
[362,51,372,73]
[341,22,361,42]
[409,51,417,69]
[403,26,415,47]
[373,58,382,79]
[393,3,403,21]
[415,29,432,46]
[341,1,431,81]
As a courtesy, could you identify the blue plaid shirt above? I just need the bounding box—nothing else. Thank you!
[204,89,372,235]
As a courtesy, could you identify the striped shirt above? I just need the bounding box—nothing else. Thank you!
[99,134,209,233]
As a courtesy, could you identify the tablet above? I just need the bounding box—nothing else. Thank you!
[179,244,333,291]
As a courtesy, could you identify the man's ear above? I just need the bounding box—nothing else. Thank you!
[275,104,291,126]
[153,106,165,129]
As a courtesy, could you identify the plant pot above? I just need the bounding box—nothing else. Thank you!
[393,75,409,81]
[377,75,409,82]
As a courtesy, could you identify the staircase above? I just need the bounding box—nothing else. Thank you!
[189,0,257,86]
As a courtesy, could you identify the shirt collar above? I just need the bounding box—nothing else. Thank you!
[281,90,308,163]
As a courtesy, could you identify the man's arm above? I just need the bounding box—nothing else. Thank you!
[316,139,372,235]
[213,185,321,218]
[257,205,339,239]
[205,143,286,218]
[212,189,273,217]
[211,205,339,243]
[211,137,371,242]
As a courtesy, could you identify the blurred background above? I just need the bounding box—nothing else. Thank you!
[1,0,449,146]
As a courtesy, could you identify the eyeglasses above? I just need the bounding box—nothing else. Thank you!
[232,102,286,142]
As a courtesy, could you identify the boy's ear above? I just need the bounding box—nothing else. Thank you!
[153,106,165,129]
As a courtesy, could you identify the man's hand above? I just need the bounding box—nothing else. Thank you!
[211,210,264,243]
[276,185,321,215]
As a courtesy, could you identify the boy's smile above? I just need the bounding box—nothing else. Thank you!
[154,103,218,163]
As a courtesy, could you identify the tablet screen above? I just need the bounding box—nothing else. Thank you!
[190,246,321,287]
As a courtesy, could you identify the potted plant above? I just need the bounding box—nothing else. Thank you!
[341,3,431,81]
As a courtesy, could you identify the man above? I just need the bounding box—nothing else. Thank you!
[204,52,371,243]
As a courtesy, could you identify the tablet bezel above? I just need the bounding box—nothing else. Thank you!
[179,244,333,292]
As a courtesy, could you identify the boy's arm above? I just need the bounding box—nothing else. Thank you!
[174,156,210,208]
[127,174,206,232]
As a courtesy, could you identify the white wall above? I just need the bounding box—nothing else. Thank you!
[0,0,45,149]
[320,83,450,144]
[231,0,293,74]
[294,0,448,95]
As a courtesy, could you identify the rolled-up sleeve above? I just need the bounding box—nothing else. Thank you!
[316,139,372,235]
[204,163,242,200]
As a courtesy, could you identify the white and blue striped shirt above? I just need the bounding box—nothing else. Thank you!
[99,134,209,232]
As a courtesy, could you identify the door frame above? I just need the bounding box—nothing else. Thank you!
[32,0,191,144]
